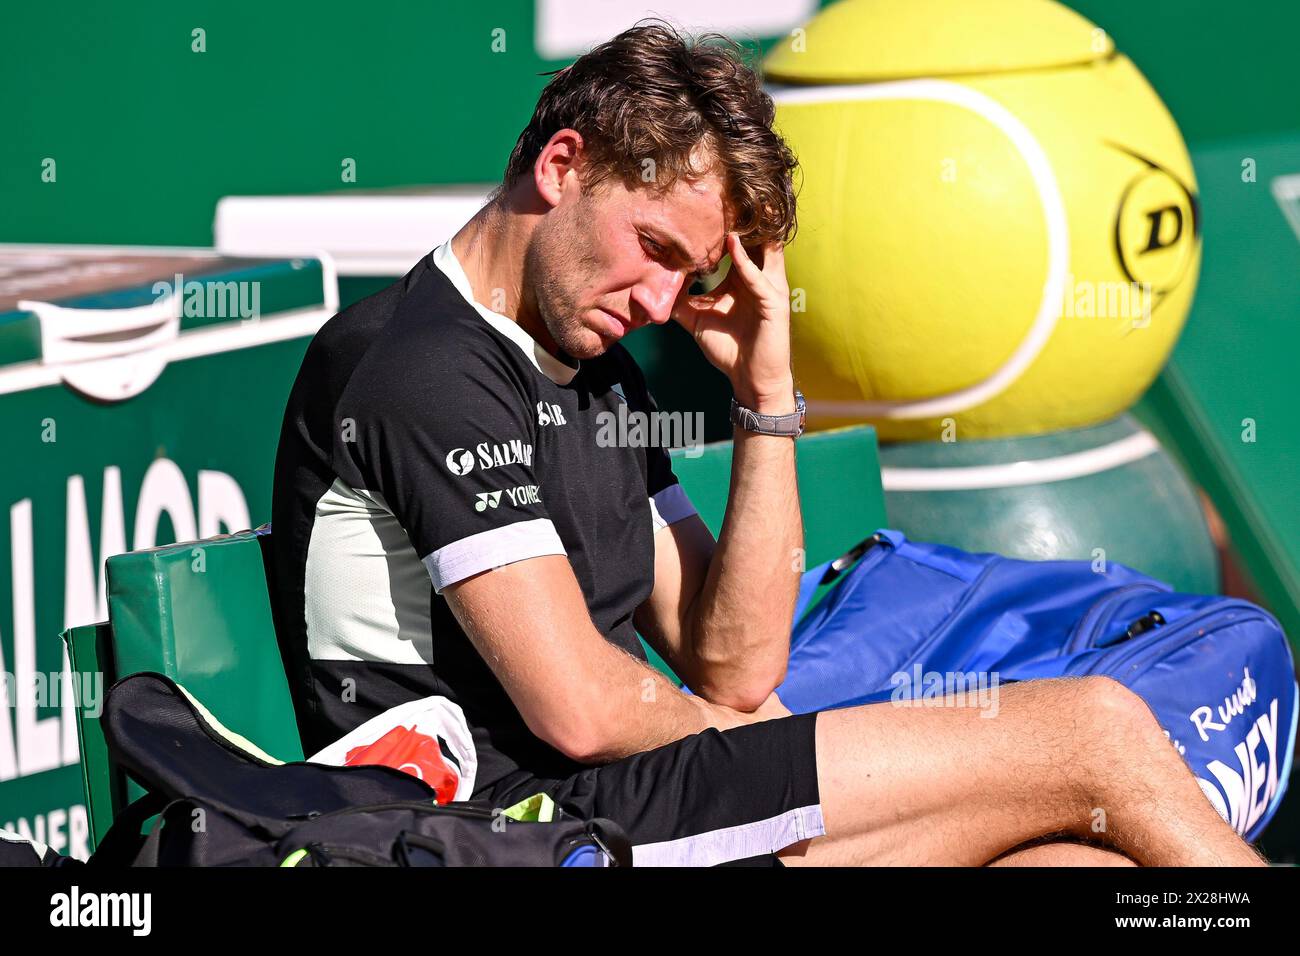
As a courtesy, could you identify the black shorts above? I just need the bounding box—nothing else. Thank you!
[481,712,824,867]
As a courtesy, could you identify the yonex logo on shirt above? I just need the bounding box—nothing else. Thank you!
[505,484,541,506]
[474,485,541,511]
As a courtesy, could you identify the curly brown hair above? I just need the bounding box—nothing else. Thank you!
[502,21,798,244]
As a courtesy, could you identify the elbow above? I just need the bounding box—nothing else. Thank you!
[529,702,618,765]
[550,725,613,764]
[696,668,786,714]
[707,687,775,714]
[685,633,788,713]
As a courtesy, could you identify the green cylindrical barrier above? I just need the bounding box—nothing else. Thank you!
[879,414,1219,593]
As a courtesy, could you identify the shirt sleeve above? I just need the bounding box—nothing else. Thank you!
[618,349,699,534]
[349,343,565,594]
[646,446,698,533]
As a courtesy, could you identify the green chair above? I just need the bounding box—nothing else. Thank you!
[62,528,303,849]
[62,424,885,851]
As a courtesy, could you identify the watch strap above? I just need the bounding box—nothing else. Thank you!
[730,390,806,437]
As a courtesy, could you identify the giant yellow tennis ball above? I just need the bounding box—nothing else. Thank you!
[767,0,1200,440]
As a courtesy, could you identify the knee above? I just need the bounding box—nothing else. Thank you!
[1079,676,1158,732]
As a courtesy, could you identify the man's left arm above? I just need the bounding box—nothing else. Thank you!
[636,418,801,711]
[633,235,802,712]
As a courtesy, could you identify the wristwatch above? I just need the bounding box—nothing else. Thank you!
[730,389,806,437]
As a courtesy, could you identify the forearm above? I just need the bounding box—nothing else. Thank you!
[569,646,760,763]
[446,555,756,767]
[685,382,803,709]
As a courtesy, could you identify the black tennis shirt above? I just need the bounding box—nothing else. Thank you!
[270,241,697,794]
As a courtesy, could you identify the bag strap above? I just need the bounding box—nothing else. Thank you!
[86,790,168,866]
[585,818,633,867]
[133,799,191,867]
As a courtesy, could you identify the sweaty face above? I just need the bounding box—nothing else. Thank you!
[524,172,729,360]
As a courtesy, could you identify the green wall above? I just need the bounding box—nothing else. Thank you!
[3,1,1298,247]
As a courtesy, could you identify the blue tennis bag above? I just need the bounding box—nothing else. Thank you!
[776,529,1299,842]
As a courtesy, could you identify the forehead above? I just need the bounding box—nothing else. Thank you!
[608,173,729,264]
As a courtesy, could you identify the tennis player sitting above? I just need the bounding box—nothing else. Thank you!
[270,23,1262,866]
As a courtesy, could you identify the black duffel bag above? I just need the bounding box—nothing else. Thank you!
[88,672,630,867]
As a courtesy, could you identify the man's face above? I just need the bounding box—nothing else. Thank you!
[524,169,729,360]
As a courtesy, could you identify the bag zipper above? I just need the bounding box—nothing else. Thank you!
[820,532,890,587]
[285,803,498,866]
[1064,583,1169,654]
[305,842,396,867]
[302,799,499,823]
[1078,602,1276,677]
[292,804,602,867]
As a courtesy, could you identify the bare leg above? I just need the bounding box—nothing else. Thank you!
[986,840,1137,867]
[778,835,1138,866]
[776,677,1264,867]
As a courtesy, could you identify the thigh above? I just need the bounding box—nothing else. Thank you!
[987,839,1138,867]
[491,713,825,867]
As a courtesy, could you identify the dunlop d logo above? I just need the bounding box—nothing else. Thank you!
[1109,142,1201,309]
